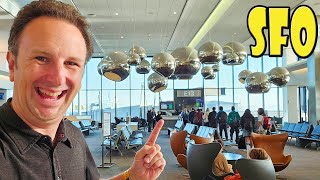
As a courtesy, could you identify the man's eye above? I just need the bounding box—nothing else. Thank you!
[65,61,78,66]
[35,56,47,62]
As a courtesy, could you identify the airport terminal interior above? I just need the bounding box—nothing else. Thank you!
[1,0,320,179]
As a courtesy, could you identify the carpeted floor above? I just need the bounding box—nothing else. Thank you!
[85,129,320,180]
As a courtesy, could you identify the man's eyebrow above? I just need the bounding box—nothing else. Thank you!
[30,49,52,56]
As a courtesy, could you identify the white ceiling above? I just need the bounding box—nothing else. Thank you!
[0,0,313,57]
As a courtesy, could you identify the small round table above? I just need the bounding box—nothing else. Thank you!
[223,152,244,172]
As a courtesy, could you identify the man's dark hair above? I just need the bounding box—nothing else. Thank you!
[212,107,216,111]
[231,106,235,111]
[8,0,93,63]
[219,106,223,111]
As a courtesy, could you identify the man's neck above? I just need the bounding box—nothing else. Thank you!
[10,101,61,142]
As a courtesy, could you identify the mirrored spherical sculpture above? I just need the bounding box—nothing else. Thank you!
[201,66,216,79]
[147,73,168,92]
[136,59,151,74]
[97,59,108,75]
[245,72,271,93]
[198,41,223,64]
[168,74,178,80]
[177,75,193,80]
[238,70,252,84]
[129,45,146,60]
[171,46,201,79]
[212,64,220,72]
[127,53,141,66]
[151,52,176,77]
[102,51,130,81]
[222,42,247,65]
[267,67,290,87]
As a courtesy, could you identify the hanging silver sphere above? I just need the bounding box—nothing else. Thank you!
[201,66,216,79]
[102,51,130,82]
[177,75,193,80]
[198,41,223,64]
[129,45,146,60]
[245,72,271,93]
[168,74,178,80]
[147,73,168,92]
[238,70,252,84]
[171,46,201,79]
[212,64,220,72]
[267,67,290,87]
[136,59,151,74]
[127,53,141,66]
[222,42,247,65]
[97,59,108,75]
[151,52,176,77]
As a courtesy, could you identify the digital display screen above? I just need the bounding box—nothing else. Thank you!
[160,101,174,110]
[0,93,4,100]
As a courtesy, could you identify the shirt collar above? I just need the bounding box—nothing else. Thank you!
[0,98,72,154]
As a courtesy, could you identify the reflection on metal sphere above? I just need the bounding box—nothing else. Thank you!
[129,45,146,60]
[267,67,290,87]
[168,74,178,80]
[245,72,271,93]
[97,59,108,75]
[147,73,168,92]
[127,53,141,66]
[238,70,252,84]
[198,41,223,64]
[201,66,216,79]
[171,46,201,79]
[151,52,176,77]
[222,42,247,65]
[102,51,130,81]
[177,75,193,80]
[136,59,151,74]
[212,64,220,72]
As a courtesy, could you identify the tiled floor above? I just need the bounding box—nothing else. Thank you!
[85,129,320,180]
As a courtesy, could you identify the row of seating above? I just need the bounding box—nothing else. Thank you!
[167,120,183,135]
[103,125,144,156]
[278,122,310,138]
[299,125,320,150]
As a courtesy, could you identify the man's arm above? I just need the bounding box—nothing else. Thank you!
[109,120,165,180]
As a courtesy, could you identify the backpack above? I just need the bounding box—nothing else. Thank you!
[263,116,269,129]
[219,112,227,124]
[244,117,252,131]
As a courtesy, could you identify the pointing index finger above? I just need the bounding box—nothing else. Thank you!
[146,119,164,146]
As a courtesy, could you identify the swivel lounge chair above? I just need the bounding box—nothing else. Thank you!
[177,134,214,169]
[236,158,276,180]
[187,141,234,180]
[170,130,188,157]
[251,133,292,172]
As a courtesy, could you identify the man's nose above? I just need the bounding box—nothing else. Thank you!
[47,62,66,86]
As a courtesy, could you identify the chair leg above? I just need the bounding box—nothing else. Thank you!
[304,142,312,148]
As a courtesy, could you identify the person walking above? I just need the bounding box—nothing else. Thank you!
[240,109,255,157]
[257,108,267,134]
[203,108,210,126]
[216,106,228,140]
[208,107,217,128]
[227,106,240,143]
[188,108,196,124]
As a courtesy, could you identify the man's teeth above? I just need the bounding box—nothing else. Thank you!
[39,88,62,97]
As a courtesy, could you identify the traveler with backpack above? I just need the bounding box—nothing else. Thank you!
[208,107,217,128]
[240,109,255,157]
[227,106,240,143]
[195,109,203,126]
[257,108,268,134]
[216,106,228,140]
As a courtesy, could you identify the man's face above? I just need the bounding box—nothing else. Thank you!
[7,16,87,123]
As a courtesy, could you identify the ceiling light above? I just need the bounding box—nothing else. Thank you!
[87,13,96,17]
[115,12,119,16]
[173,11,177,15]
[188,0,235,48]
[120,36,124,39]
[101,26,105,29]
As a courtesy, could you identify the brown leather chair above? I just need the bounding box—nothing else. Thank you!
[251,132,292,172]
[176,134,214,169]
[170,130,188,157]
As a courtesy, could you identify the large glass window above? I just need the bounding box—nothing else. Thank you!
[69,55,283,120]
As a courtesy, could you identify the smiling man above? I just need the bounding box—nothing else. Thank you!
[0,1,165,180]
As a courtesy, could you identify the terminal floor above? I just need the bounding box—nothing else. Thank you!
[85,129,320,180]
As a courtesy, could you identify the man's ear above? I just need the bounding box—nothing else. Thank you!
[6,51,15,82]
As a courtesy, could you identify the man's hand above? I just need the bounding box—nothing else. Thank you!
[128,119,166,180]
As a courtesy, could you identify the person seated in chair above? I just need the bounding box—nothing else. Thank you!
[212,138,234,176]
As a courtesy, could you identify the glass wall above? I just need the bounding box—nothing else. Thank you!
[70,55,284,120]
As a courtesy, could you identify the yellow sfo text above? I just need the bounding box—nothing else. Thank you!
[247,5,318,58]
